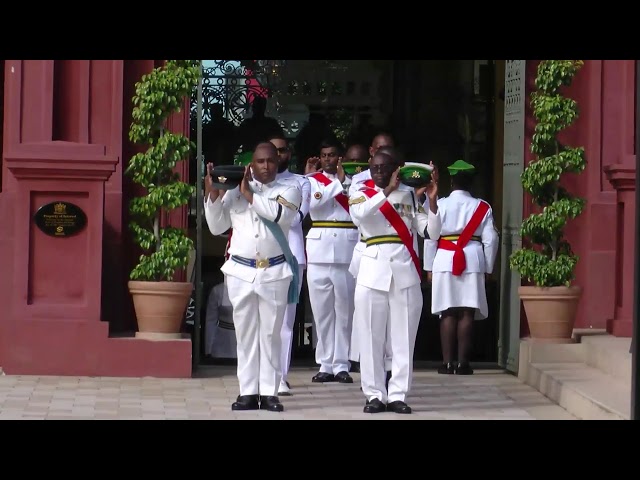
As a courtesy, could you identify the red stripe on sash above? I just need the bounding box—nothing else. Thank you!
[311,172,349,213]
[361,187,421,278]
[437,201,489,276]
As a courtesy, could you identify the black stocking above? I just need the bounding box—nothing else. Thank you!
[457,309,474,365]
[440,312,458,364]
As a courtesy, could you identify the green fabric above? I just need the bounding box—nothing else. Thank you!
[341,162,368,176]
[236,151,253,166]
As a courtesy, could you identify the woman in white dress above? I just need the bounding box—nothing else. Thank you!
[424,160,499,375]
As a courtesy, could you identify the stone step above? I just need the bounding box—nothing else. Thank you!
[581,335,631,384]
[522,361,630,420]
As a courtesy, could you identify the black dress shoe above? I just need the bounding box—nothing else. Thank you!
[455,363,474,375]
[334,371,354,384]
[231,394,260,411]
[312,372,335,383]
[259,396,284,412]
[363,398,386,413]
[349,361,360,373]
[385,370,392,390]
[438,362,455,374]
[387,400,412,414]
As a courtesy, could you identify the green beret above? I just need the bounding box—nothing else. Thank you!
[447,159,475,175]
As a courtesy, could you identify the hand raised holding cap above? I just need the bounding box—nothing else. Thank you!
[204,162,219,202]
[383,167,401,197]
[429,161,439,184]
[337,159,346,183]
[305,156,321,175]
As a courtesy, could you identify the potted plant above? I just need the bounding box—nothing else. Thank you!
[125,60,201,338]
[509,60,587,342]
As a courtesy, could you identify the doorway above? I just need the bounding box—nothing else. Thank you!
[190,59,511,368]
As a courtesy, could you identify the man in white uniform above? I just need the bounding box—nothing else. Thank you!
[204,143,302,412]
[305,138,358,384]
[269,132,311,396]
[348,134,401,384]
[349,150,441,414]
[424,159,499,376]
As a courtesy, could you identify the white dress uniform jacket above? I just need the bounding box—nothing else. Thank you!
[306,171,358,375]
[423,190,499,320]
[350,184,442,404]
[275,169,310,392]
[204,178,302,397]
[347,169,418,368]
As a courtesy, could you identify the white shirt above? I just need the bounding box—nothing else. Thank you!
[277,169,311,266]
[306,172,358,264]
[423,190,499,273]
[349,185,441,292]
[204,178,302,283]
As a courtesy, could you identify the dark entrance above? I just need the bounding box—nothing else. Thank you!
[190,60,503,367]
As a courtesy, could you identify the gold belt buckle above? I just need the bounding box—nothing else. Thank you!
[256,258,269,269]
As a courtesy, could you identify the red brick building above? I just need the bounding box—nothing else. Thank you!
[0,59,635,377]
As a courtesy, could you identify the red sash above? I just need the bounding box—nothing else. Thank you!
[437,201,489,276]
[361,187,421,278]
[311,172,349,214]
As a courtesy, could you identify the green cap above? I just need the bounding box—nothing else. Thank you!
[398,162,433,188]
[447,159,475,175]
[236,151,253,167]
[341,162,369,176]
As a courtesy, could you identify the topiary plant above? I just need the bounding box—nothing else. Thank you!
[509,60,587,287]
[126,60,201,282]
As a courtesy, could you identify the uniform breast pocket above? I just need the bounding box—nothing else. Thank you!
[306,229,322,240]
[361,246,378,259]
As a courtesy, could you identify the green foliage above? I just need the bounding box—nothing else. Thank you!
[509,60,586,287]
[125,60,201,282]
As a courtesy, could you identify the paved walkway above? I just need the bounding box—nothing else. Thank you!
[0,367,575,420]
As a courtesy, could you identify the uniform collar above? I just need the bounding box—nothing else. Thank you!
[276,169,292,179]
[450,189,472,197]
[250,178,277,190]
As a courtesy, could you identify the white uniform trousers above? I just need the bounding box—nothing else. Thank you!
[355,279,422,403]
[349,242,393,370]
[226,273,289,397]
[280,265,305,383]
[307,263,355,375]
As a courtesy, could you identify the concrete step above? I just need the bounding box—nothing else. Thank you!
[581,335,631,384]
[518,336,631,420]
[523,361,630,420]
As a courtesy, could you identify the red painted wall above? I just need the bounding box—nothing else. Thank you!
[523,60,636,337]
[0,60,192,376]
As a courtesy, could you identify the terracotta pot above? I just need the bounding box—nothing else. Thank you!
[518,285,582,343]
[128,281,192,339]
